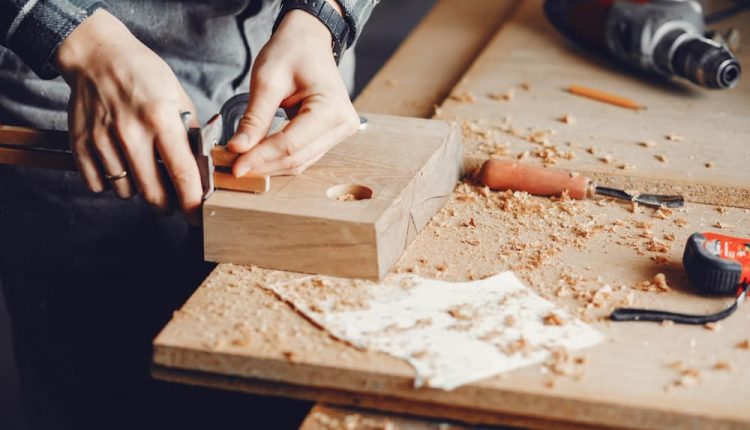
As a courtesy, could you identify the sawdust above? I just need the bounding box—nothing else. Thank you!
[488,88,514,101]
[450,90,477,103]
[736,339,750,350]
[639,140,656,148]
[635,273,670,293]
[655,154,669,163]
[665,133,684,142]
[559,114,576,125]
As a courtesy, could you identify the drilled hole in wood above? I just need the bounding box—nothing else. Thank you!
[326,184,373,201]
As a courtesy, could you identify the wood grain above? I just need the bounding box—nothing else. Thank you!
[153,1,750,429]
[439,0,750,208]
[353,0,520,118]
[202,113,462,279]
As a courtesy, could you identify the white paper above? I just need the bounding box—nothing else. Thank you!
[264,272,603,390]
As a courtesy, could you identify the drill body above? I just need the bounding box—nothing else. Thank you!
[545,0,741,89]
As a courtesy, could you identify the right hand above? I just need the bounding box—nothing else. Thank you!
[55,9,203,224]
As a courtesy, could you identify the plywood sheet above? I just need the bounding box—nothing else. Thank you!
[437,0,750,208]
[354,0,520,118]
[155,193,750,430]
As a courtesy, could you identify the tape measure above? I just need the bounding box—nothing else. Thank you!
[683,232,750,296]
[611,231,750,325]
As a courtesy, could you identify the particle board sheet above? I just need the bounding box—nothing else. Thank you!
[154,192,750,430]
[436,0,750,208]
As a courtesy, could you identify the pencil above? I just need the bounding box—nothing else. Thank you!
[568,85,645,110]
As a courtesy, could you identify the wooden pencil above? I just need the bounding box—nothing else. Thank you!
[568,85,645,110]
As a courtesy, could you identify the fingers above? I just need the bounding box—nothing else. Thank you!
[91,125,136,199]
[226,77,288,154]
[151,110,203,224]
[113,118,171,214]
[68,96,106,192]
[232,101,359,177]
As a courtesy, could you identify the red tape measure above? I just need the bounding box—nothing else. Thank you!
[683,232,750,295]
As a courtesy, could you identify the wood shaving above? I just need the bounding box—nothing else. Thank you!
[645,239,670,253]
[674,218,688,228]
[714,361,731,371]
[665,133,684,142]
[736,339,750,350]
[715,206,728,214]
[488,88,514,101]
[636,273,670,293]
[654,207,673,219]
[560,114,576,125]
[654,154,668,163]
[713,221,733,229]
[617,163,635,170]
[447,304,477,320]
[450,90,476,103]
[703,322,721,331]
[543,312,565,326]
[336,193,357,201]
[639,140,656,148]
[599,155,613,164]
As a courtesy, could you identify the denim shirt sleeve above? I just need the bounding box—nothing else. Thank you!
[332,0,380,46]
[0,0,105,79]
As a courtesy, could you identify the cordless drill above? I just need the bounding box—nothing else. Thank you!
[544,0,742,89]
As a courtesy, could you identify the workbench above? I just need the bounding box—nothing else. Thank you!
[152,1,750,429]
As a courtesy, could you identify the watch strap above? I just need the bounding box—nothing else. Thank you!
[273,0,351,64]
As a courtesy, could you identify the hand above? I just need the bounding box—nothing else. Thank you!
[56,10,203,224]
[227,4,360,176]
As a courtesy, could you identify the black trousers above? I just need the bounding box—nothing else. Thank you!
[0,166,310,430]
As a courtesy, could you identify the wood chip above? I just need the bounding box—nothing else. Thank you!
[488,89,514,101]
[713,221,733,229]
[636,273,670,293]
[543,312,565,326]
[450,90,476,103]
[655,154,668,163]
[665,133,684,142]
[737,339,750,350]
[560,114,576,125]
[639,140,656,148]
[713,361,731,371]
[703,322,721,331]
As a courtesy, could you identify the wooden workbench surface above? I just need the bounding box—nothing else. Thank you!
[153,1,750,429]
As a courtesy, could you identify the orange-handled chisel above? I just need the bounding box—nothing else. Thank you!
[477,159,684,208]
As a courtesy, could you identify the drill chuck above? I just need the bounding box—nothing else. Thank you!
[671,37,741,89]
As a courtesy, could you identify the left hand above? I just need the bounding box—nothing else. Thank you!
[226,3,360,176]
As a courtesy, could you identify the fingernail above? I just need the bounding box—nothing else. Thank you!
[229,134,250,152]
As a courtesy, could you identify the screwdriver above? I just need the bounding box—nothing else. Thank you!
[477,159,684,208]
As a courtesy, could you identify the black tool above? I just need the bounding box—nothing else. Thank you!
[544,0,742,89]
[611,232,750,325]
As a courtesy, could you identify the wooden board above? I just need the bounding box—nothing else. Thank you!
[353,0,519,118]
[436,0,750,208]
[153,1,750,429]
[155,199,750,430]
[203,113,461,279]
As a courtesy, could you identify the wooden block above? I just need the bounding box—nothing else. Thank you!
[202,113,462,279]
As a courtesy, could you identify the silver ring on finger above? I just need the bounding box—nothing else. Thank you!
[104,170,129,181]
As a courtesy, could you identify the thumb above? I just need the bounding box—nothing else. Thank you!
[227,82,285,154]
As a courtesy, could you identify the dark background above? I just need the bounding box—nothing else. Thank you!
[0,2,437,429]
